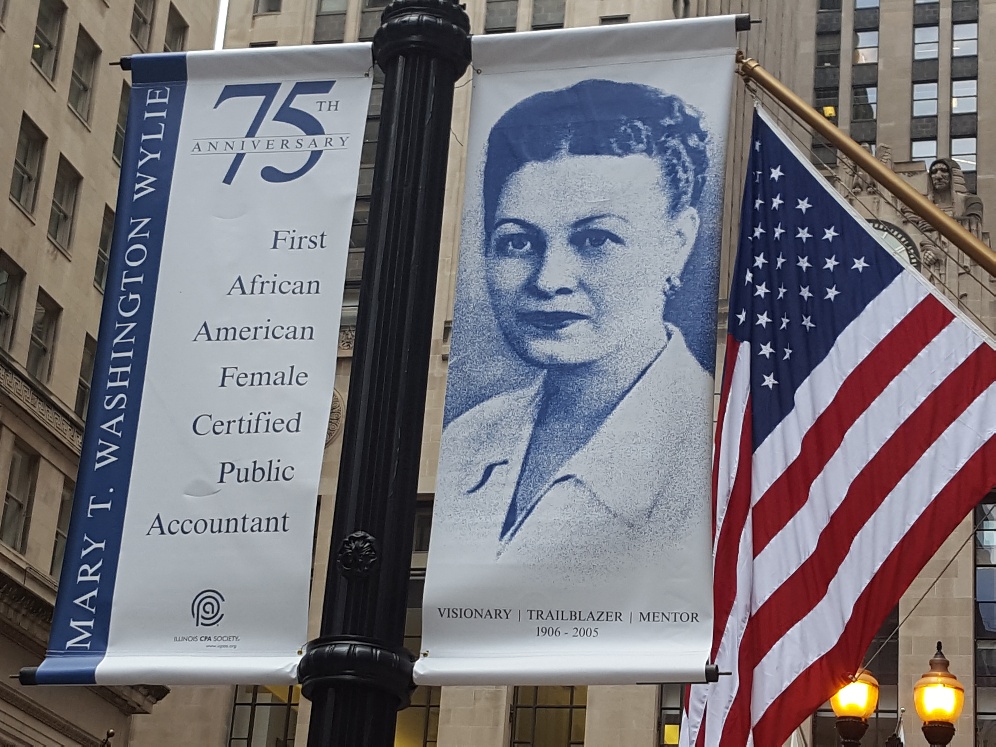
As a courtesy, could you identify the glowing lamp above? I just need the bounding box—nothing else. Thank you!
[831,670,879,747]
[913,642,963,746]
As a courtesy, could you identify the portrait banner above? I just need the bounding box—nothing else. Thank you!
[416,18,737,685]
[29,45,372,685]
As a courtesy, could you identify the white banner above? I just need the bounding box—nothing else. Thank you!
[416,18,736,685]
[33,44,372,685]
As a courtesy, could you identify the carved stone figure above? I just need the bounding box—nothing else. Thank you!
[901,158,984,267]
[849,143,879,196]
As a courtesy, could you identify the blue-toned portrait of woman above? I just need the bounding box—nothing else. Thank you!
[432,79,718,574]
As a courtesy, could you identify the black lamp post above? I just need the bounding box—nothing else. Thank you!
[296,0,471,746]
[95,9,470,745]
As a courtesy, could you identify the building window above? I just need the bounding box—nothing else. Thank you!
[396,685,440,746]
[658,685,683,744]
[131,0,155,51]
[228,685,298,746]
[51,478,74,575]
[32,0,65,80]
[816,32,841,68]
[600,15,628,24]
[413,501,433,552]
[164,4,187,52]
[977,497,996,745]
[531,0,564,30]
[0,254,23,352]
[114,83,130,163]
[318,0,347,10]
[76,335,96,419]
[854,0,878,7]
[253,0,282,13]
[511,686,586,746]
[912,82,938,116]
[853,30,878,64]
[95,206,113,291]
[914,25,939,60]
[485,0,518,33]
[48,157,81,250]
[911,138,937,166]
[814,86,839,122]
[852,85,877,121]
[0,444,37,553]
[28,290,60,382]
[951,137,976,176]
[10,115,46,213]
[953,23,978,58]
[819,0,842,9]
[952,79,977,114]
[69,28,100,122]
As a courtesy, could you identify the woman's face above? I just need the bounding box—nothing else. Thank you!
[485,153,699,368]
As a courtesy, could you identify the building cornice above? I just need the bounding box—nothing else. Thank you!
[0,680,104,747]
[0,569,169,715]
[0,350,83,455]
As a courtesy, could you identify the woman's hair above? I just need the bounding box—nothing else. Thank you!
[482,79,710,234]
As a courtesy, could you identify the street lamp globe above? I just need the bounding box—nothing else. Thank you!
[913,642,964,747]
[831,669,879,746]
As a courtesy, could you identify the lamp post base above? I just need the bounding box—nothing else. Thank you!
[921,720,955,747]
[835,716,869,747]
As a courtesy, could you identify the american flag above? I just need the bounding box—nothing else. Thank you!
[681,109,996,746]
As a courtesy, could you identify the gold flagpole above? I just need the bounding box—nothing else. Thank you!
[736,51,996,280]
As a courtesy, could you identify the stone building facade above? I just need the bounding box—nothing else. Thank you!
[0,2,218,745]
[1,0,993,745]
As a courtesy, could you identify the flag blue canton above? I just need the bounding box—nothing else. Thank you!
[731,112,905,446]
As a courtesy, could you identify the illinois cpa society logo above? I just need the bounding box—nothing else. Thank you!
[191,588,225,627]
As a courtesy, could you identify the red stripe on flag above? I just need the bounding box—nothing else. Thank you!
[751,436,996,746]
[753,297,954,553]
[716,342,992,747]
[712,338,742,529]
[710,395,753,657]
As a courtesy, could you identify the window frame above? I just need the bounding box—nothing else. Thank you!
[48,156,82,251]
[50,477,75,575]
[113,83,131,164]
[0,443,38,554]
[510,686,587,747]
[76,334,97,419]
[10,115,46,213]
[69,27,100,122]
[851,84,877,122]
[0,253,23,353]
[164,3,188,52]
[131,0,156,51]
[853,30,879,64]
[952,22,978,58]
[912,81,939,117]
[28,289,61,383]
[951,78,978,115]
[914,25,939,60]
[32,0,65,80]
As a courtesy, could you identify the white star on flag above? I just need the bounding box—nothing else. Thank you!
[759,342,774,359]
[779,314,789,330]
[782,345,792,359]
[755,197,764,210]
[825,285,840,301]
[799,286,813,301]
[796,227,811,242]
[775,253,786,269]
[822,226,838,242]
[736,309,746,324]
[801,315,815,331]
[755,282,770,298]
[852,256,869,272]
[761,372,778,389]
[796,197,811,214]
[754,254,768,269]
[797,255,812,271]
[777,285,787,300]
[773,224,785,240]
[824,255,840,271]
[754,225,766,239]
[756,311,771,328]
[770,165,784,181]
[771,194,783,210]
